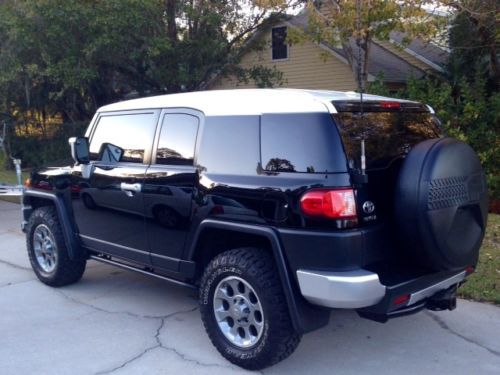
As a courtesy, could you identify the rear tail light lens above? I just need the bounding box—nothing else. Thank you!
[300,189,357,219]
[393,294,410,306]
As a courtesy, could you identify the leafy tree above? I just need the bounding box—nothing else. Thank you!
[276,0,445,91]
[0,0,288,123]
[442,0,499,90]
[0,0,290,167]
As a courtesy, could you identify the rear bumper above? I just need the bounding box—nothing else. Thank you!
[296,268,467,314]
[296,269,386,308]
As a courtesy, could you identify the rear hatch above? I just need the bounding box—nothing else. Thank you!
[332,100,441,225]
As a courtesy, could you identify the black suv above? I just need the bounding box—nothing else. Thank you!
[22,89,488,370]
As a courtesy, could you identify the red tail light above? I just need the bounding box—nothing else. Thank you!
[300,189,357,219]
[70,184,81,193]
[210,205,224,215]
[380,101,401,109]
[393,294,410,306]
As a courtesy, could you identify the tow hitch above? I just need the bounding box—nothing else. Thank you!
[358,284,460,323]
[426,286,457,311]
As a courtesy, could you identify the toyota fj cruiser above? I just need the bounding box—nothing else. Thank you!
[22,89,488,370]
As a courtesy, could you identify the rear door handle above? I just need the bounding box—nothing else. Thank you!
[120,182,142,196]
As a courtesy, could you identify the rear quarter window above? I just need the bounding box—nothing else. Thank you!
[197,116,260,174]
[261,113,347,173]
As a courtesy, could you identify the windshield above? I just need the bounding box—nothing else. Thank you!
[333,111,441,171]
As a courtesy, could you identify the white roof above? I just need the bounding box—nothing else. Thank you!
[98,88,415,116]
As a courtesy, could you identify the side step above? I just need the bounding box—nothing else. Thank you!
[89,255,197,290]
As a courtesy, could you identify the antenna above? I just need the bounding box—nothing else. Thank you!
[355,0,366,176]
[356,0,364,111]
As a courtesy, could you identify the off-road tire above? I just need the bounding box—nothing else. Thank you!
[199,247,301,370]
[26,206,86,286]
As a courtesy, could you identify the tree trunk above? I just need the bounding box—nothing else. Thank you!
[165,0,181,92]
[166,0,178,41]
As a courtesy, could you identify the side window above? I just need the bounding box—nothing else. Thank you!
[89,112,157,163]
[271,26,288,60]
[197,116,259,174]
[156,113,199,165]
[261,113,347,173]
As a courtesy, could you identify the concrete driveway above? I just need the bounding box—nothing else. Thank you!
[1,199,499,375]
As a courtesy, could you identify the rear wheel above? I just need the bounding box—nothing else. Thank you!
[26,206,86,286]
[82,193,97,209]
[153,205,180,228]
[199,247,301,370]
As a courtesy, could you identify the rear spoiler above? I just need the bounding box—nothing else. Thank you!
[332,100,430,113]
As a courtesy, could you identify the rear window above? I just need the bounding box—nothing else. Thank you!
[333,110,441,171]
[261,113,347,173]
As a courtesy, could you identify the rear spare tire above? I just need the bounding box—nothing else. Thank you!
[395,137,488,271]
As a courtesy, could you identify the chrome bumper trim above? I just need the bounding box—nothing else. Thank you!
[408,271,466,305]
[296,269,386,309]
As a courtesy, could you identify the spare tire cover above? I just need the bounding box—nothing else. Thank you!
[395,137,488,271]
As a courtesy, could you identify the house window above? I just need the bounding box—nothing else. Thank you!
[272,26,288,60]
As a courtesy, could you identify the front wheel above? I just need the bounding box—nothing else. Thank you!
[199,247,301,370]
[26,206,86,287]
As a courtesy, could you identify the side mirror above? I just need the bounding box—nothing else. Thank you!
[99,143,123,163]
[69,137,90,164]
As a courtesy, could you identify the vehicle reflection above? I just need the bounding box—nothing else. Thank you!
[78,186,259,226]
[79,185,193,229]
[197,195,259,219]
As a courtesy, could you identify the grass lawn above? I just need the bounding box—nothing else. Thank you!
[458,213,500,305]
[0,167,24,185]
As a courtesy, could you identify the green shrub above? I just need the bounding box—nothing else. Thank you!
[369,76,500,200]
[9,122,87,168]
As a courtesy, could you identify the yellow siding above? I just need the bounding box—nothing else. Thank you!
[209,28,357,91]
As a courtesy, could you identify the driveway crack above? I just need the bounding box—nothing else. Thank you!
[425,311,500,357]
[94,307,199,375]
[55,289,196,319]
[54,290,250,372]
[0,259,32,271]
[94,344,159,375]
[0,279,36,288]
[155,309,258,373]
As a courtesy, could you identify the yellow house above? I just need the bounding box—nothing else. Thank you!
[207,13,447,92]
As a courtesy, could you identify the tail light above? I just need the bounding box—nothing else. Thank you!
[393,294,410,306]
[70,184,81,193]
[380,101,401,109]
[300,189,357,219]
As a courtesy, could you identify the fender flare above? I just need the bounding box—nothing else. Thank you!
[187,219,330,334]
[22,189,83,260]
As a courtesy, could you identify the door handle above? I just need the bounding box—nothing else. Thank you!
[120,182,142,196]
